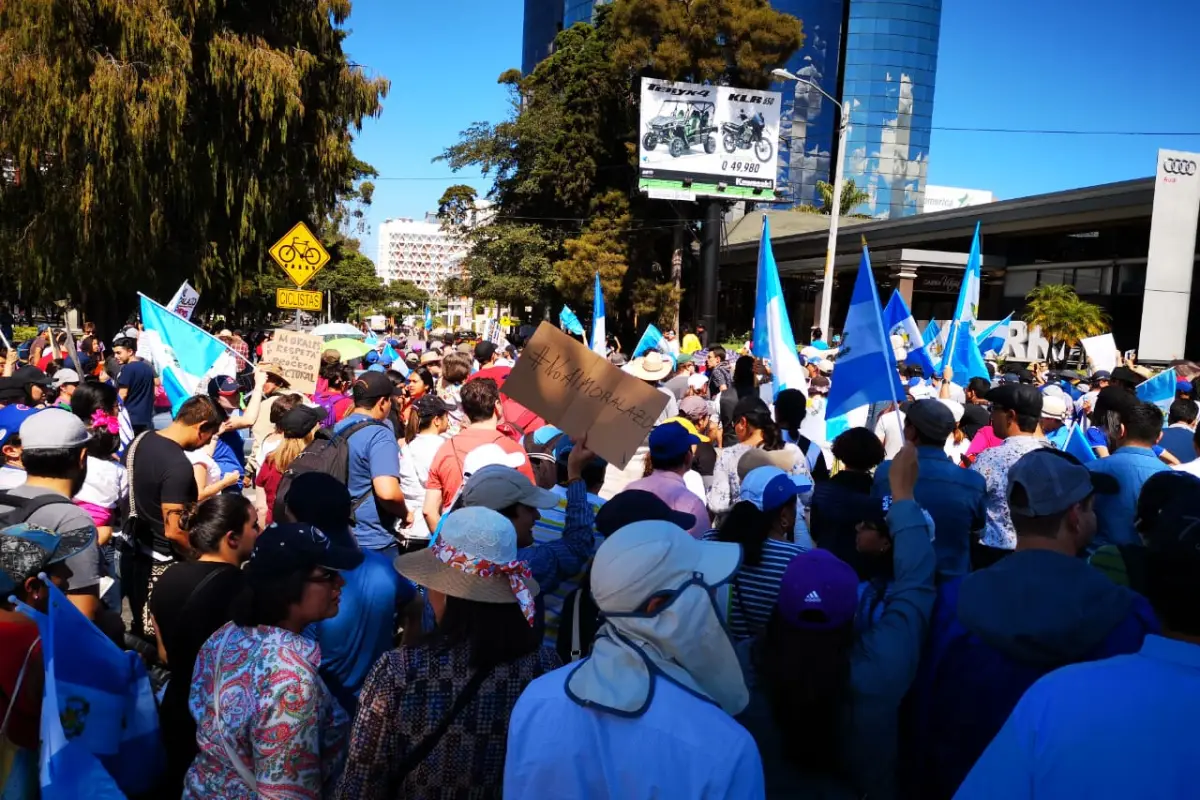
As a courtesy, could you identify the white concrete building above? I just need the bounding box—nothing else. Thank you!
[375,212,468,293]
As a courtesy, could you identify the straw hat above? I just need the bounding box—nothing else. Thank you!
[626,351,673,381]
[395,506,540,605]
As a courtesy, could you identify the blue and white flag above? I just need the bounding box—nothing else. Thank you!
[424,305,433,330]
[825,244,905,420]
[18,582,164,798]
[559,305,585,337]
[882,290,937,375]
[752,216,807,395]
[939,222,990,381]
[139,294,233,414]
[591,272,607,357]
[975,313,1012,357]
[632,323,666,358]
[923,319,943,359]
[1063,422,1097,463]
[1137,366,1177,416]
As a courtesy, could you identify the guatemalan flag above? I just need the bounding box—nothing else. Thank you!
[882,290,937,375]
[752,216,807,395]
[1137,366,1177,419]
[590,272,607,357]
[559,305,585,337]
[632,323,667,359]
[976,313,1012,357]
[139,294,233,414]
[938,222,990,381]
[424,304,433,330]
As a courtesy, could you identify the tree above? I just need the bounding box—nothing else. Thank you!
[385,279,429,314]
[555,190,632,303]
[436,185,480,230]
[0,0,388,332]
[816,179,872,215]
[1023,283,1110,366]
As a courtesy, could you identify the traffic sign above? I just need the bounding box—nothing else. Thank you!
[276,287,323,311]
[269,222,330,288]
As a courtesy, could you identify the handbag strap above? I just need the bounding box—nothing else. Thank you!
[0,638,40,739]
[210,626,258,791]
[392,665,494,787]
[126,432,149,520]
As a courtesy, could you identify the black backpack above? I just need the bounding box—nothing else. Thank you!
[0,491,74,526]
[273,419,387,523]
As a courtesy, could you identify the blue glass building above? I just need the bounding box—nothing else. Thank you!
[522,0,564,74]
[563,0,602,28]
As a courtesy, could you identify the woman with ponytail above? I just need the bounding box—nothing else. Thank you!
[149,494,259,797]
[254,405,325,526]
[708,396,808,522]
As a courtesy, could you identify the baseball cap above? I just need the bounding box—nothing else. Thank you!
[594,490,696,537]
[817,360,834,375]
[736,448,794,480]
[13,366,49,387]
[1007,448,1118,518]
[214,375,240,396]
[986,383,1043,418]
[475,341,497,363]
[777,549,859,630]
[20,409,91,451]
[686,373,708,392]
[1111,366,1144,386]
[351,372,394,402]
[0,522,97,596]
[1177,379,1194,394]
[907,399,955,441]
[363,350,381,365]
[279,405,326,438]
[1135,472,1200,556]
[649,420,700,460]
[412,394,452,417]
[0,404,39,447]
[679,395,709,421]
[460,464,558,511]
[0,378,25,405]
[247,522,363,579]
[1040,393,1070,422]
[740,465,811,511]
[938,398,965,424]
[50,369,80,390]
[589,520,741,614]
[1090,370,1112,382]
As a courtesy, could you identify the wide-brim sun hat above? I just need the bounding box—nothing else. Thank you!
[626,351,673,381]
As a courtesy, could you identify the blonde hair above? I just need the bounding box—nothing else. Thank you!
[270,430,315,473]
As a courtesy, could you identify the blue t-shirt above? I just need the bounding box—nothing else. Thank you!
[333,413,400,550]
[316,549,415,716]
[117,359,157,427]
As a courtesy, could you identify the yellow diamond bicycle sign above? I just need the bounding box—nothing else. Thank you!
[269,222,330,288]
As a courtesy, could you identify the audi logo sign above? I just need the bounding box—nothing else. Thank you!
[1163,158,1197,176]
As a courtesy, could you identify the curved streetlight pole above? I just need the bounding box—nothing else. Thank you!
[772,68,851,338]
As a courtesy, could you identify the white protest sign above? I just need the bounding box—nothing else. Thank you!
[262,330,323,395]
[1081,334,1118,375]
[167,281,200,321]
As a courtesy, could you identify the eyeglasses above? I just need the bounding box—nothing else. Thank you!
[306,568,340,584]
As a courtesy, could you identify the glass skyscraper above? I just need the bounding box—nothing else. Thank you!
[522,0,564,74]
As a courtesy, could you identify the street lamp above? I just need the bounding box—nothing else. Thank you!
[772,67,851,338]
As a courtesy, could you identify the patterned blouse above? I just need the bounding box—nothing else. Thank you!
[184,622,350,800]
[335,642,561,799]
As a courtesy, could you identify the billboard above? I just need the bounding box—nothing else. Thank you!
[1139,149,1200,361]
[921,185,995,213]
[638,78,782,201]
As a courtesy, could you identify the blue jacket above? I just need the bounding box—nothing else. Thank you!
[1087,445,1170,551]
[1158,425,1196,464]
[906,548,1158,799]
[874,446,985,580]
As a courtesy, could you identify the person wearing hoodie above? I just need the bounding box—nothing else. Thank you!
[747,444,935,799]
[906,448,1159,799]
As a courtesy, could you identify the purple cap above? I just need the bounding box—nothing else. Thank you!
[777,549,859,630]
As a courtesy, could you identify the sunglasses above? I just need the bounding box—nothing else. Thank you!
[306,567,341,585]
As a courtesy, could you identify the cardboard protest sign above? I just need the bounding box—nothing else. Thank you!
[503,322,669,468]
[262,330,323,395]
[1081,334,1118,375]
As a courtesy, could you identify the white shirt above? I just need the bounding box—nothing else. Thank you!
[505,667,765,800]
[0,465,27,490]
[1174,459,1200,479]
[187,448,221,486]
[398,432,447,539]
[75,457,128,509]
[874,410,907,461]
[683,468,706,502]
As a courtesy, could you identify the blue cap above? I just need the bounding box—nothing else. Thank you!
[740,466,811,512]
[0,522,96,595]
[1177,379,1193,394]
[364,350,381,365]
[0,404,40,447]
[649,421,700,459]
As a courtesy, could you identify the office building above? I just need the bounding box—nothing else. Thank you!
[523,0,564,74]
[375,214,467,294]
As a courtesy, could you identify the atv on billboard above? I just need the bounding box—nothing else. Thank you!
[638,78,782,201]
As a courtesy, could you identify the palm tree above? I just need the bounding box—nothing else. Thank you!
[1022,284,1109,367]
[816,179,871,215]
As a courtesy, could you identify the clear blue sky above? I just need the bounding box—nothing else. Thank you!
[345,0,1200,261]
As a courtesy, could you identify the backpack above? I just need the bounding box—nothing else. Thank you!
[273,419,386,524]
[556,574,603,664]
[524,430,566,490]
[0,491,74,526]
[311,391,345,428]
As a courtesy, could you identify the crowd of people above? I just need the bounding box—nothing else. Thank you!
[0,316,1198,799]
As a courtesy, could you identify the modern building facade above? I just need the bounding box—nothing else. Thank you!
[522,0,564,74]
[375,214,468,295]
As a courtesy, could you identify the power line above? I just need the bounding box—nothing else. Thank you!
[930,126,1200,136]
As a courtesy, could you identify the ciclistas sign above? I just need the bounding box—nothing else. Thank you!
[276,288,323,312]
[502,322,669,469]
[261,330,323,395]
[269,222,331,288]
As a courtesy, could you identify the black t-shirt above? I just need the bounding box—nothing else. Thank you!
[149,561,244,787]
[117,359,157,427]
[126,432,197,556]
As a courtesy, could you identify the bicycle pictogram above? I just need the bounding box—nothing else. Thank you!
[278,237,323,267]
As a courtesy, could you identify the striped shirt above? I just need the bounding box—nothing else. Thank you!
[531,484,604,649]
[708,536,808,640]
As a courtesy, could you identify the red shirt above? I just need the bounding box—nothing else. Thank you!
[0,619,42,751]
[426,427,536,511]
[254,460,284,526]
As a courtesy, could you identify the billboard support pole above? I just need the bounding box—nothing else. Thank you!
[700,199,721,339]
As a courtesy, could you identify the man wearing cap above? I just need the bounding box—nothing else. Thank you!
[113,336,157,434]
[677,395,719,481]
[504,519,762,798]
[49,368,80,409]
[331,372,408,557]
[915,449,1158,799]
[624,421,711,538]
[10,365,49,409]
[1038,392,1072,450]
[1087,400,1171,552]
[1158,398,1197,464]
[0,410,110,627]
[873,399,985,580]
[0,399,40,490]
[474,340,499,371]
[968,383,1050,567]
[208,370,269,491]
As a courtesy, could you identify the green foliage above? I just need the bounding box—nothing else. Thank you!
[607,0,803,87]
[555,191,632,303]
[0,0,388,331]
[816,179,872,214]
[1023,283,1110,365]
[12,326,37,344]
[436,185,480,229]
